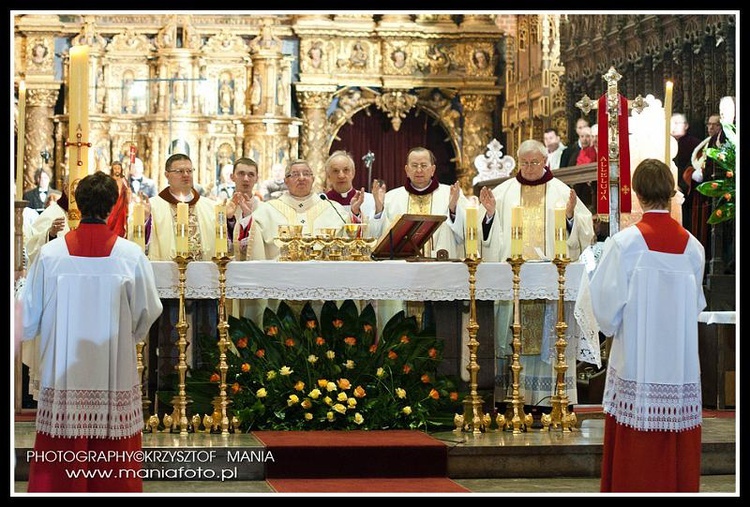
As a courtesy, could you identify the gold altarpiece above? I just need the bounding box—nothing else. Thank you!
[14,13,508,197]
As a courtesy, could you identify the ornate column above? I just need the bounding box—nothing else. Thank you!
[25,86,60,190]
[294,86,336,192]
[459,94,496,196]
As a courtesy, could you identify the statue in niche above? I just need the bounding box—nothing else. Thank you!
[308,42,323,69]
[219,72,234,114]
[173,67,187,107]
[349,42,367,68]
[472,49,489,70]
[391,49,406,69]
[95,66,106,113]
[121,69,136,114]
[250,76,262,107]
[31,42,48,65]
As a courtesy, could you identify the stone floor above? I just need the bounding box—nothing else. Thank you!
[12,412,738,496]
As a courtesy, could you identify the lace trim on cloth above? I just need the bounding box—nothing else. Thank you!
[35,385,143,439]
[602,365,702,432]
[573,273,602,368]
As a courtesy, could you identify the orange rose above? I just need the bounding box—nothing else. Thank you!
[402,364,412,374]
[332,319,344,329]
[316,337,326,346]
[400,335,410,344]
[209,373,220,383]
[285,338,296,347]
[337,378,352,390]
[428,347,437,359]
[429,388,439,400]
[353,385,366,398]
[306,320,316,329]
[236,337,248,349]
[421,374,430,383]
[256,349,265,358]
[241,363,251,373]
[726,171,734,178]
[344,337,356,346]
[388,351,398,360]
[266,326,278,336]
[724,193,732,201]
[231,382,241,394]
[369,344,378,353]
[450,392,459,401]
[363,324,373,333]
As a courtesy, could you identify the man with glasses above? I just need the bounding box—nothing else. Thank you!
[478,139,594,412]
[368,146,468,259]
[131,153,218,260]
[245,159,363,261]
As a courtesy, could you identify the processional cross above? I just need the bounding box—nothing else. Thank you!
[64,124,92,225]
[576,67,648,236]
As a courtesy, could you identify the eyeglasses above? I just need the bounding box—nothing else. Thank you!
[519,160,544,168]
[167,168,194,175]
[286,172,314,179]
[408,163,432,170]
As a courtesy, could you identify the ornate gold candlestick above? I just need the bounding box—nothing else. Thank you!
[502,255,533,433]
[135,340,153,431]
[461,257,485,434]
[173,254,192,436]
[541,255,577,431]
[213,254,232,435]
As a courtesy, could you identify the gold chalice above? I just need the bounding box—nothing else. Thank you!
[317,227,339,239]
[288,224,304,238]
[342,223,362,239]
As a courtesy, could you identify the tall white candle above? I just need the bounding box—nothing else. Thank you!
[511,206,523,257]
[68,45,90,229]
[16,81,26,201]
[132,202,145,252]
[214,204,228,258]
[176,201,189,257]
[554,207,567,258]
[465,197,478,259]
[664,81,673,165]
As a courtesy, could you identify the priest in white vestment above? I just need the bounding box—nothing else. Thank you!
[225,157,262,259]
[324,150,377,222]
[20,172,163,492]
[479,139,594,407]
[246,159,364,261]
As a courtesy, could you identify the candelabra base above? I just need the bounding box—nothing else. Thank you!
[540,397,577,431]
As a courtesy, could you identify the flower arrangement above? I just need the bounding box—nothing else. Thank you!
[696,122,736,224]
[192,300,463,431]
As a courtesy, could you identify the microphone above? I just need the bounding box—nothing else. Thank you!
[319,193,348,224]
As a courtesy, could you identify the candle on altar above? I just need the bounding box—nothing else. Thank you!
[554,207,568,258]
[664,80,673,165]
[132,202,145,252]
[465,197,479,259]
[510,205,523,257]
[214,204,228,258]
[68,45,90,230]
[176,201,189,257]
[16,81,26,201]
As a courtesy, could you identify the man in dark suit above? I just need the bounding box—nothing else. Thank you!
[23,167,60,213]
[560,117,590,168]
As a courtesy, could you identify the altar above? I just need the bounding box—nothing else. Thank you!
[149,260,601,397]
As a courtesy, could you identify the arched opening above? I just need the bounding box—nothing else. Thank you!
[329,107,457,192]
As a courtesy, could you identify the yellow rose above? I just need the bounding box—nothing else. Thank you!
[301,399,312,409]
[337,392,348,402]
[287,394,299,406]
[326,412,335,421]
[333,403,347,414]
[326,381,337,392]
[324,396,333,406]
[294,381,305,391]
[256,388,267,398]
[353,413,364,425]
[309,388,321,400]
[266,370,277,380]
[376,367,385,378]
[279,366,293,376]
[402,406,412,415]
[326,350,336,360]
[304,412,313,421]
[347,398,357,408]
[317,379,328,388]
[345,359,355,370]
[395,387,406,399]
[308,354,319,364]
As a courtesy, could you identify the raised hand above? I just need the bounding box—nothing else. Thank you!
[350,187,365,216]
[372,179,386,214]
[479,186,496,217]
[448,181,461,214]
[566,188,577,219]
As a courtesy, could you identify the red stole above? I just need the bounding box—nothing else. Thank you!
[65,223,118,257]
[325,187,356,205]
[635,212,689,254]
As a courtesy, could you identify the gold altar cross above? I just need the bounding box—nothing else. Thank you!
[576,67,647,236]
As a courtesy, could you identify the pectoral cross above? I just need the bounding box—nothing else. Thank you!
[576,67,647,236]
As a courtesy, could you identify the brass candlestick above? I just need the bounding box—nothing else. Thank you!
[461,257,485,434]
[135,340,153,431]
[213,254,232,435]
[502,255,533,434]
[541,255,577,431]
[173,254,193,436]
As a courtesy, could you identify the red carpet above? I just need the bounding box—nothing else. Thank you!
[253,430,449,479]
[268,477,470,493]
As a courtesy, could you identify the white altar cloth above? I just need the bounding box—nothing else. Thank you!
[151,260,600,367]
